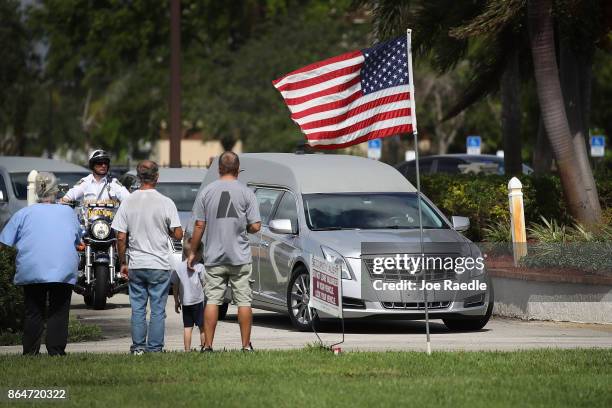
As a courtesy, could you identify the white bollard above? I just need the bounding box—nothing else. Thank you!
[27,170,38,206]
[508,177,527,266]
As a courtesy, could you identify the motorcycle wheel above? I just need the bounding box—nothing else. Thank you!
[92,265,109,310]
[83,293,93,307]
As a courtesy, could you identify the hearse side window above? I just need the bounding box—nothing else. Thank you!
[254,188,283,225]
[271,191,298,233]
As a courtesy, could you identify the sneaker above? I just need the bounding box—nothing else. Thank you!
[200,346,213,353]
[241,343,254,352]
[131,349,145,356]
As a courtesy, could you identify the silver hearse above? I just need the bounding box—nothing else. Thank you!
[198,153,493,331]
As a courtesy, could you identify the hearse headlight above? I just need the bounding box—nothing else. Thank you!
[321,246,352,280]
[91,220,111,240]
[471,248,486,277]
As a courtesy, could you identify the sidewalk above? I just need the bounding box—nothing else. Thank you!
[1,293,611,354]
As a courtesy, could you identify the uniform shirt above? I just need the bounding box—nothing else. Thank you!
[64,174,130,203]
[170,261,205,306]
[193,179,260,267]
[111,189,181,270]
[0,204,80,285]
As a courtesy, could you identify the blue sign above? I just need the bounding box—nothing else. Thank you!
[467,136,481,148]
[590,135,605,157]
[466,135,481,155]
[368,139,381,149]
[367,138,382,160]
[591,136,605,147]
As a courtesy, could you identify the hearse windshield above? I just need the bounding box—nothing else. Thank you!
[303,193,448,231]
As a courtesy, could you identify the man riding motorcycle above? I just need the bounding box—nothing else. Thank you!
[61,150,129,309]
[62,150,129,204]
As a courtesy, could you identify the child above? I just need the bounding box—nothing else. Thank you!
[171,238,206,352]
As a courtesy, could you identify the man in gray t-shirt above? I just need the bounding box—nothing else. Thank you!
[188,152,261,352]
[112,160,183,354]
[192,178,260,267]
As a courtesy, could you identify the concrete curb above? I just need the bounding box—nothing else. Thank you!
[491,276,612,324]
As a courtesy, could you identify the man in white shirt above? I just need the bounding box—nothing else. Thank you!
[62,150,129,204]
[111,160,183,354]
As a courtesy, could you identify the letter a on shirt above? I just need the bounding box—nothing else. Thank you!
[216,191,239,219]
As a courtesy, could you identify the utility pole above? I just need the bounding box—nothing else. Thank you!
[169,0,181,167]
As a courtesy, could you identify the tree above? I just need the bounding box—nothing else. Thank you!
[362,0,605,226]
[182,5,370,152]
[414,61,467,154]
[528,0,601,225]
[25,0,360,158]
[359,0,525,173]
[0,0,39,156]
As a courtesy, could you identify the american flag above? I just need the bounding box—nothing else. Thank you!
[273,36,414,149]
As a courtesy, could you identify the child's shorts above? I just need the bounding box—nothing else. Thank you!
[182,301,204,328]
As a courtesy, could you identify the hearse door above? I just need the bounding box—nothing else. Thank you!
[260,191,300,305]
[252,187,284,303]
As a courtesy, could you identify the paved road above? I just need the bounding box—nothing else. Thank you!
[1,294,611,354]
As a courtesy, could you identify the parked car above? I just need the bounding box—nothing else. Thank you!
[123,167,231,317]
[0,156,89,229]
[125,167,207,229]
[396,154,533,182]
[193,153,493,332]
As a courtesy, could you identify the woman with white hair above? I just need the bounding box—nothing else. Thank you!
[0,172,81,355]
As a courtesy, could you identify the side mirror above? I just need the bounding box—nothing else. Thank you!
[452,216,470,232]
[269,219,295,235]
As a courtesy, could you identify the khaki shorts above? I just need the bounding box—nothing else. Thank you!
[205,264,252,307]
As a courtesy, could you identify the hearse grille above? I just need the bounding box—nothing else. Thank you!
[382,301,451,310]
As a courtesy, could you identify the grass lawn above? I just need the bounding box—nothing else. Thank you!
[0,318,102,346]
[0,348,610,407]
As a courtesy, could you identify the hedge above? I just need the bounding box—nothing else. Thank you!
[420,173,612,241]
[0,246,24,335]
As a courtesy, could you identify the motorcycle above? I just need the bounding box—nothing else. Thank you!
[73,201,127,309]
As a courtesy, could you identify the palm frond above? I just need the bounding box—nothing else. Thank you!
[449,0,526,39]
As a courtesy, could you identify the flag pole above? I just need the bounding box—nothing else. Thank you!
[406,28,431,355]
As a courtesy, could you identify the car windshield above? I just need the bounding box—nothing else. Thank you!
[10,172,89,200]
[303,193,448,230]
[156,182,200,211]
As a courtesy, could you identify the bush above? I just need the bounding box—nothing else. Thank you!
[528,216,570,243]
[482,220,512,242]
[0,246,24,335]
[519,217,612,273]
[520,242,612,273]
[420,173,611,241]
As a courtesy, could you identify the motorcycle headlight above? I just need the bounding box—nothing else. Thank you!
[321,246,352,280]
[91,220,111,240]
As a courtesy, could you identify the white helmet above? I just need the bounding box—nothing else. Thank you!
[88,149,111,170]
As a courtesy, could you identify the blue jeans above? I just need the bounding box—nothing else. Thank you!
[128,269,171,352]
